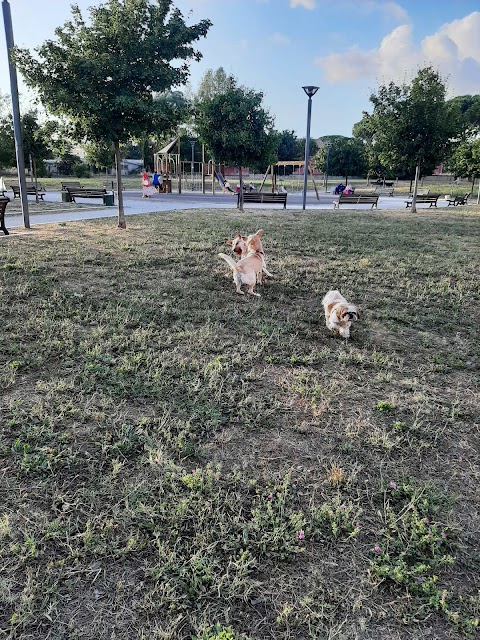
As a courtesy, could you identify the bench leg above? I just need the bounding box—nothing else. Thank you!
[0,215,9,235]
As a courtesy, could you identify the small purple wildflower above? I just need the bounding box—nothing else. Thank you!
[373,546,381,554]
[389,481,397,489]
[437,540,443,545]
[416,577,423,583]
[298,530,305,541]
[340,504,346,510]
[267,493,273,500]
[423,517,429,524]
[441,532,446,539]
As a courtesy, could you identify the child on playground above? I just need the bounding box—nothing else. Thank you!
[141,170,150,198]
[152,171,163,193]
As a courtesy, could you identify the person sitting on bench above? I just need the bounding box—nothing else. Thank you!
[344,183,353,194]
[224,179,234,193]
[334,183,345,195]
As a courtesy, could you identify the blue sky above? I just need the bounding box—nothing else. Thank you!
[1,0,479,138]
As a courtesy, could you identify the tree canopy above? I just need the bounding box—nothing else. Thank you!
[314,136,366,184]
[195,67,236,103]
[195,80,277,208]
[446,140,480,187]
[0,108,55,172]
[356,68,452,181]
[351,68,453,210]
[15,0,211,227]
[276,130,317,163]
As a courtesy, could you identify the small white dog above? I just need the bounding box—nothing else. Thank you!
[322,290,360,338]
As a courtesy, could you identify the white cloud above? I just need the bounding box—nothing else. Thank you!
[269,32,291,46]
[315,0,408,21]
[290,0,316,9]
[315,11,480,95]
[366,1,409,22]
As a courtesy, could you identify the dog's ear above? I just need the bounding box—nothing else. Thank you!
[256,229,264,237]
[241,235,248,241]
[353,305,360,319]
[235,233,242,239]
[336,305,346,320]
[226,239,233,246]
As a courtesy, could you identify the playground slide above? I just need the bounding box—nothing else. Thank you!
[214,170,226,187]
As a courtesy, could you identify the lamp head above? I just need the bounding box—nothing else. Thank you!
[302,86,319,98]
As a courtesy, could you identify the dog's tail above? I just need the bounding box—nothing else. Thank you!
[218,253,237,270]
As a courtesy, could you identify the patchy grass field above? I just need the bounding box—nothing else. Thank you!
[0,208,479,640]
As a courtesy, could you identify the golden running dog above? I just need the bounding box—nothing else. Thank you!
[219,229,270,296]
[322,290,360,338]
[225,232,273,284]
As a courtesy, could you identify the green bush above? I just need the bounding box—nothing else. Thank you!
[72,162,90,178]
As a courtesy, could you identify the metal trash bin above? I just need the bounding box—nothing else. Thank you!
[103,192,115,206]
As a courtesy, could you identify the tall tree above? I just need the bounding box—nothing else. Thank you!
[15,0,211,228]
[195,81,276,210]
[446,140,480,196]
[85,141,114,172]
[196,67,236,103]
[314,136,366,185]
[446,95,480,141]
[361,68,453,212]
[0,110,55,176]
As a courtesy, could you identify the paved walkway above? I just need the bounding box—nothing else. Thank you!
[4,189,456,232]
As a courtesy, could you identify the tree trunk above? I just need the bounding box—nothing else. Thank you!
[411,160,421,214]
[345,175,348,186]
[477,176,480,204]
[238,165,244,212]
[33,157,39,204]
[471,176,475,193]
[409,178,413,193]
[114,140,126,229]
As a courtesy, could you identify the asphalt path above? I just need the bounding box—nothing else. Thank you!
[3,189,454,232]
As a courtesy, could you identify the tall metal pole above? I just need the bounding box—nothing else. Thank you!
[2,0,29,228]
[302,86,318,211]
[189,138,196,191]
[325,143,331,193]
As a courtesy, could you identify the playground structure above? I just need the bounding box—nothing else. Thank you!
[154,137,232,195]
[154,140,322,198]
[259,161,321,198]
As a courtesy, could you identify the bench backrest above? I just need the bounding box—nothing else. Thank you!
[416,194,439,201]
[61,181,83,190]
[242,193,287,202]
[339,194,379,203]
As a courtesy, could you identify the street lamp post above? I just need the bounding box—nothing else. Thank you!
[2,0,29,228]
[302,86,319,210]
[325,142,331,193]
[189,138,196,191]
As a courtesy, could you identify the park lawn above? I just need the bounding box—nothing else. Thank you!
[0,207,479,640]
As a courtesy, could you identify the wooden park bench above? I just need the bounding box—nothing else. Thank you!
[0,196,10,235]
[10,184,46,200]
[334,193,379,209]
[446,192,470,206]
[375,187,394,196]
[66,186,112,204]
[61,181,83,191]
[405,194,440,208]
[240,192,287,208]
